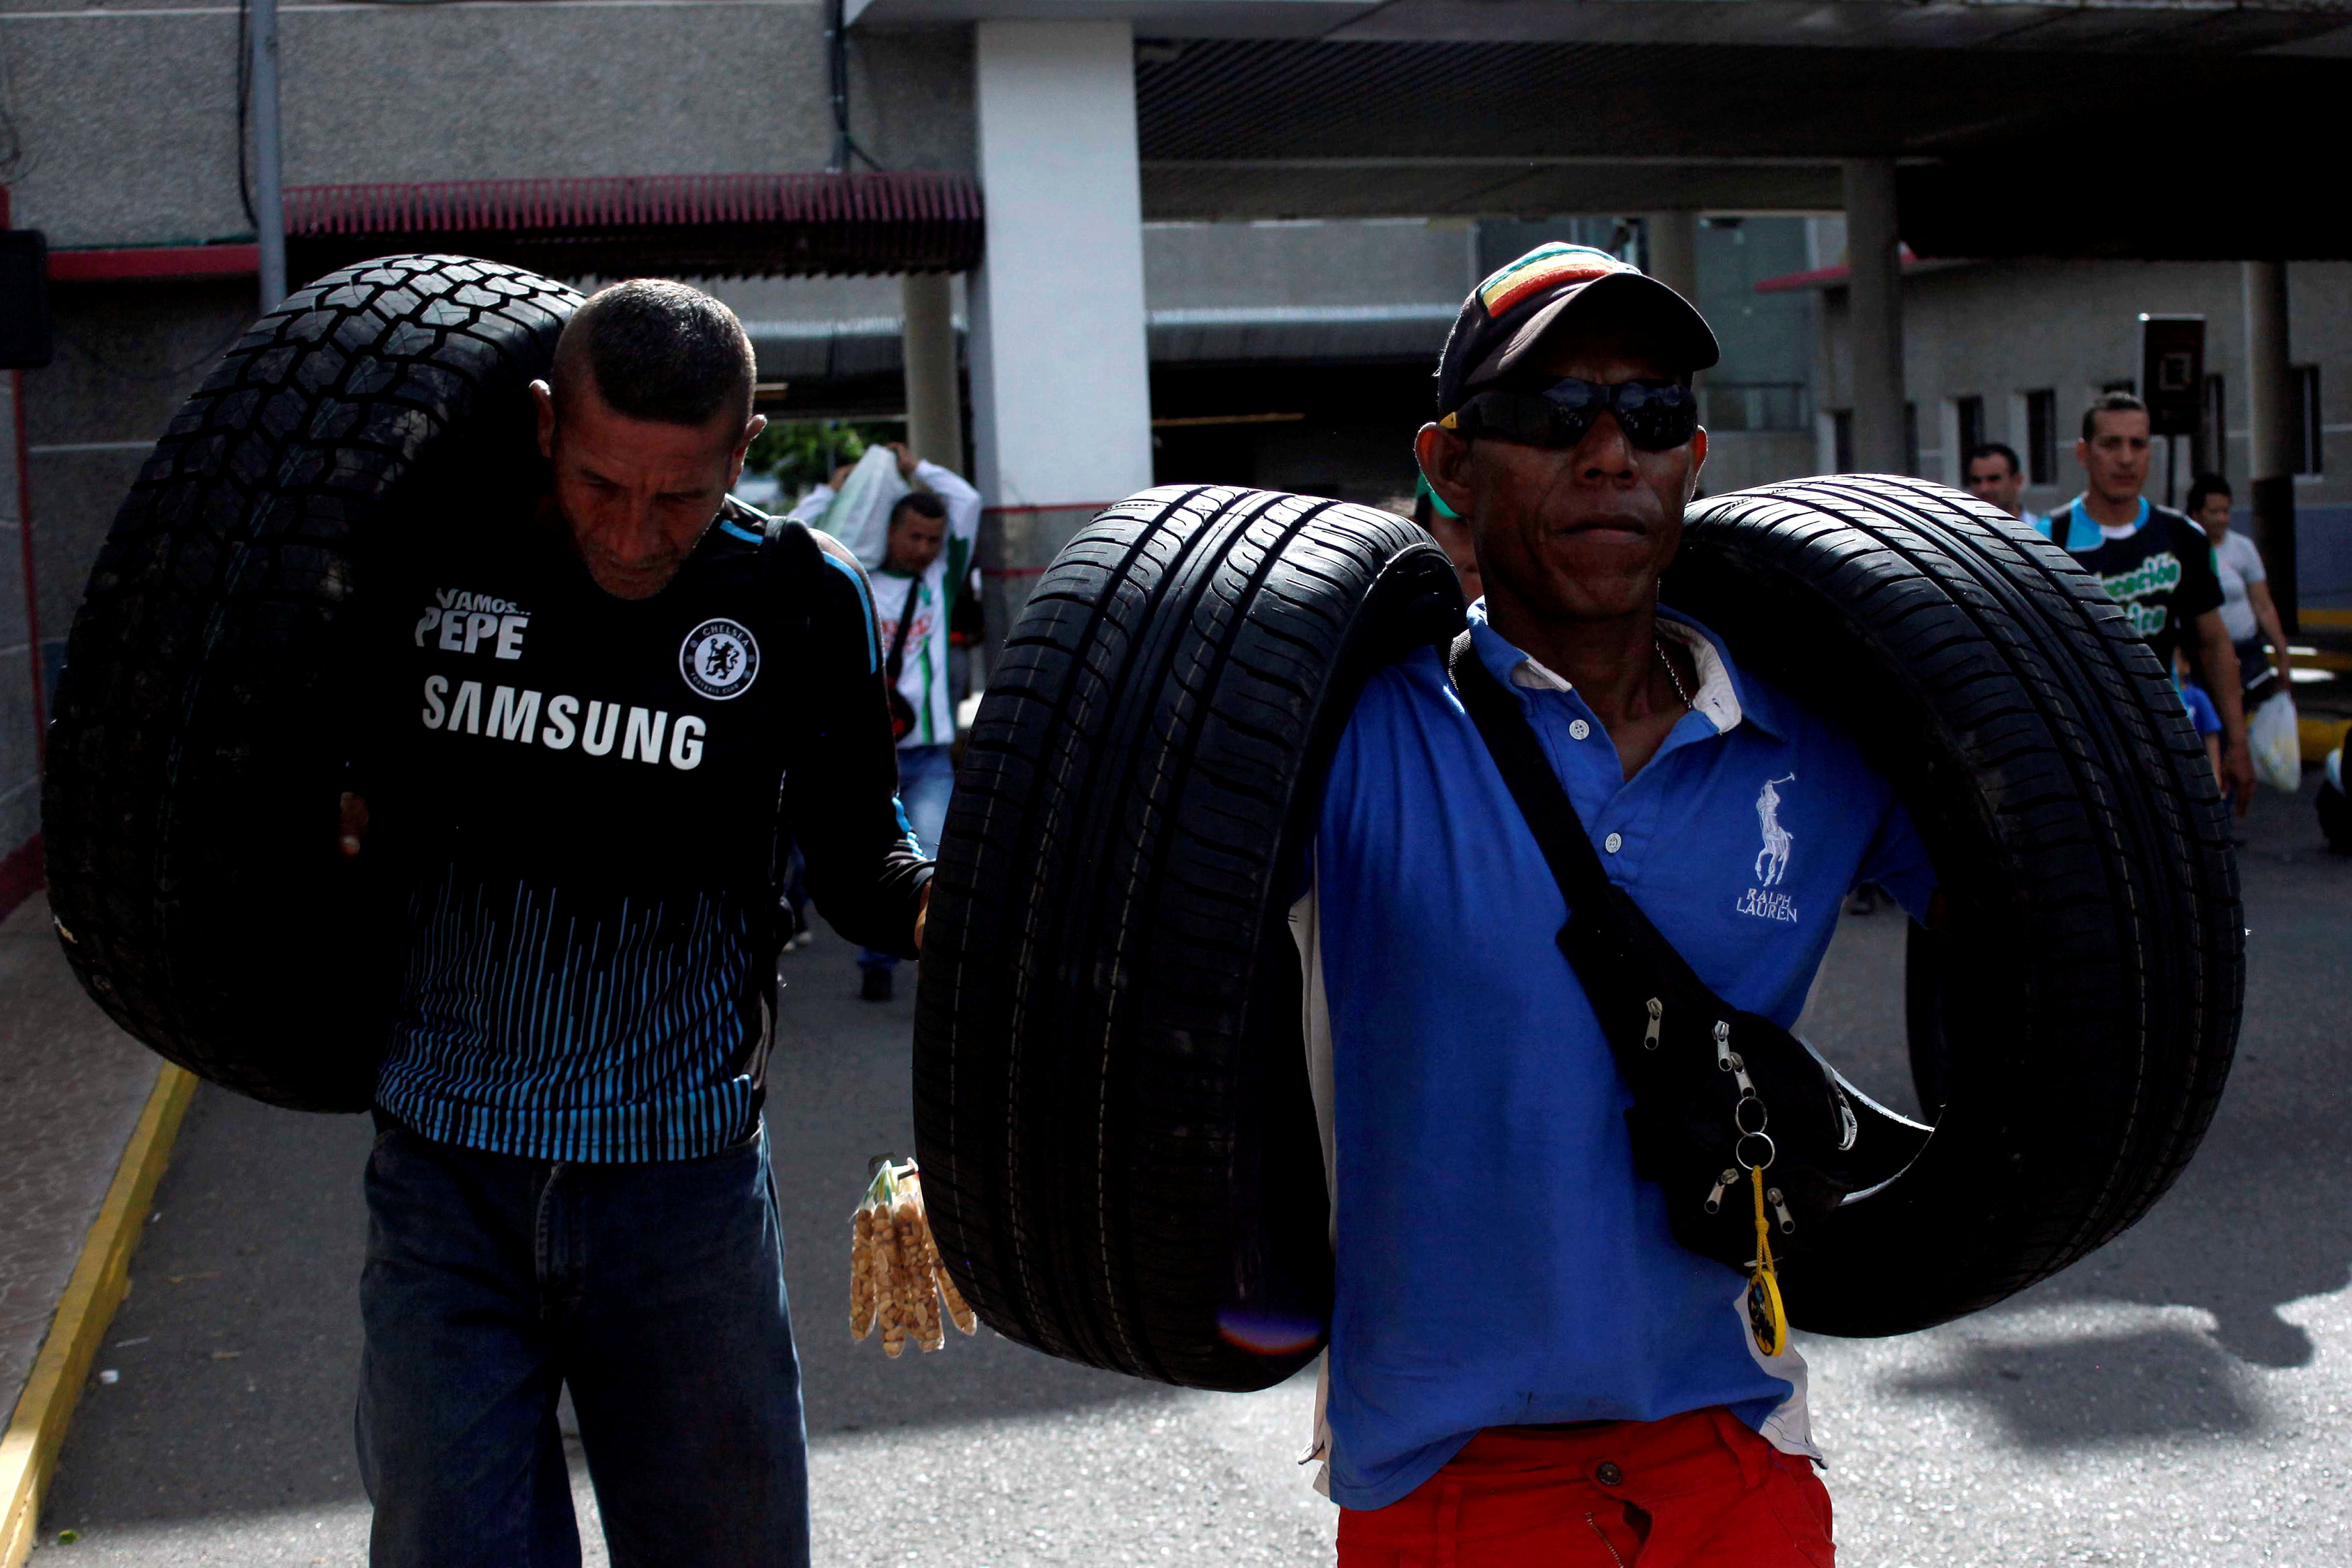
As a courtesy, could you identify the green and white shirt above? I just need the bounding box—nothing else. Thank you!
[868,460,981,749]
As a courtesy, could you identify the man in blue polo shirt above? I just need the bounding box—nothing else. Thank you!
[1293,244,1937,1565]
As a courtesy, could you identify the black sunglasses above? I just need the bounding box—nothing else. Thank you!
[1443,376,1700,453]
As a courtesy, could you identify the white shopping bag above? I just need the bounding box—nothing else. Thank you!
[2248,690,2302,793]
[818,446,909,570]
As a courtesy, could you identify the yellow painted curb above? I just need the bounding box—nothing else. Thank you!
[0,1065,197,1567]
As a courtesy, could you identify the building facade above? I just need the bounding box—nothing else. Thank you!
[5,0,2350,891]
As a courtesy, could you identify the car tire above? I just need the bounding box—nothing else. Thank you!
[43,255,580,1112]
[914,486,1463,1391]
[1667,475,2241,1333]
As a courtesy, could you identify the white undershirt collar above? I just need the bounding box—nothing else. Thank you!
[1506,617,1743,734]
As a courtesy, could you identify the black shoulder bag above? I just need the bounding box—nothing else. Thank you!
[1443,633,1868,1341]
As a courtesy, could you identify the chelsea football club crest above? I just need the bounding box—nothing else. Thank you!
[679,619,760,700]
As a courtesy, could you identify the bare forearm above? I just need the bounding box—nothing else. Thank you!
[2251,584,2292,678]
[2195,612,2257,814]
[2199,621,2247,741]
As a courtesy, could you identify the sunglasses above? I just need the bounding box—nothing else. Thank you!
[1442,376,1700,453]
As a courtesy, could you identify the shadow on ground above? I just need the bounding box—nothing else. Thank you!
[1801,774,2352,1446]
[1888,1325,2261,1447]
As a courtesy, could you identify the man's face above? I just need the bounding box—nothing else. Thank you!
[2076,408,2152,509]
[533,376,764,600]
[2193,491,2234,541]
[1414,328,1705,624]
[886,508,948,576]
[1964,453,2025,517]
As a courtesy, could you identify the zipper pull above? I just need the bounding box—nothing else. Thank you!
[1714,1020,1733,1071]
[1767,1186,1796,1233]
[1643,998,1663,1050]
[1704,1168,1738,1214]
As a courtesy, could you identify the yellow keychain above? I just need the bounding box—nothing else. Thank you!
[1745,1166,1788,1358]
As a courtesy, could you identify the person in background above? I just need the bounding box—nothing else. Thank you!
[857,445,980,1001]
[2186,472,2293,697]
[2044,392,2253,813]
[1411,472,1484,603]
[2177,650,2227,789]
[1963,442,2046,533]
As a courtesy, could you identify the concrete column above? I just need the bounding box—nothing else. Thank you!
[900,271,963,474]
[2242,260,2298,633]
[1843,160,1906,475]
[1644,212,1699,303]
[251,0,288,310]
[968,19,1154,653]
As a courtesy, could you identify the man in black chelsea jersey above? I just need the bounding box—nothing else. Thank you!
[339,281,929,1567]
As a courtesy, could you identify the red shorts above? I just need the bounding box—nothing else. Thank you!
[1335,1406,1833,1567]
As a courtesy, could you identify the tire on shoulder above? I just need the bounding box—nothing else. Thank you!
[43,255,581,1112]
[913,476,2242,1386]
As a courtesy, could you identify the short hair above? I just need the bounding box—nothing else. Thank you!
[1965,442,2022,478]
[552,279,755,427]
[2081,390,2148,441]
[2185,472,2232,515]
[889,491,948,528]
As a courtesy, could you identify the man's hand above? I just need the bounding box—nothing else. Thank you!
[2194,609,2253,818]
[915,881,931,952]
[830,462,857,490]
[2222,739,2257,816]
[339,791,370,858]
[888,441,921,481]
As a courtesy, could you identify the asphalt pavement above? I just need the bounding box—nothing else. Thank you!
[26,773,2352,1565]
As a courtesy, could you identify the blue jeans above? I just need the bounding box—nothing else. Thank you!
[859,741,956,972]
[356,1123,808,1568]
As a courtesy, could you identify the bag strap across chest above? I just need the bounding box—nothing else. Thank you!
[1439,630,1874,1272]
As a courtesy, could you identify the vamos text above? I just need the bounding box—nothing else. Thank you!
[422,677,706,770]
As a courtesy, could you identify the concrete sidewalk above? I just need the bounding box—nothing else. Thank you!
[0,893,181,1564]
[0,896,161,1426]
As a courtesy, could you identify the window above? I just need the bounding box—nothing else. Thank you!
[1956,396,1986,465]
[2293,364,2322,476]
[1833,409,1854,474]
[1904,402,1920,478]
[2025,390,2057,484]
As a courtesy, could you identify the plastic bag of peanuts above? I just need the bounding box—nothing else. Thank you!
[851,1160,976,1356]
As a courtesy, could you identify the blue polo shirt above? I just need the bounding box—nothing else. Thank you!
[1306,605,1936,1511]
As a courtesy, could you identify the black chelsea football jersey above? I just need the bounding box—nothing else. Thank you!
[357,493,927,1163]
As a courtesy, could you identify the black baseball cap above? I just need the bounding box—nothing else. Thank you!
[1434,243,1720,415]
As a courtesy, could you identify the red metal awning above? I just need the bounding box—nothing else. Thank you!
[282,171,982,281]
[48,243,261,283]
